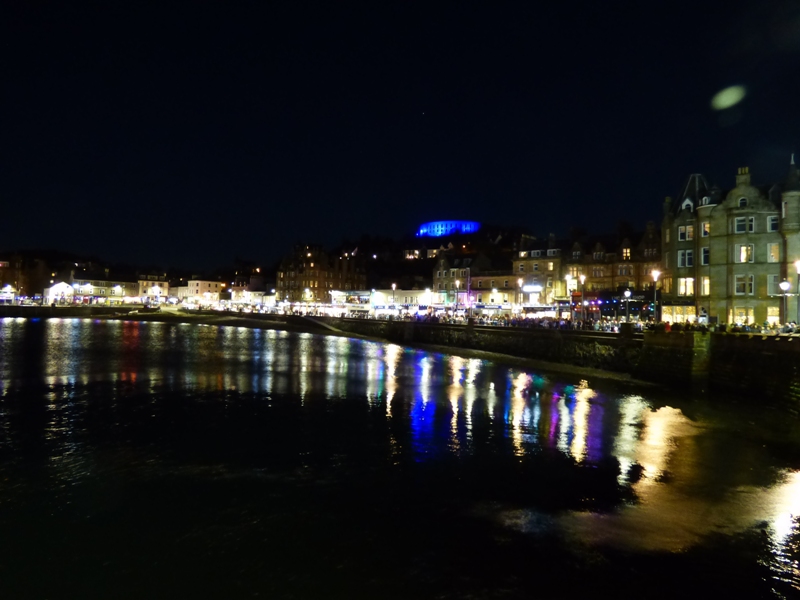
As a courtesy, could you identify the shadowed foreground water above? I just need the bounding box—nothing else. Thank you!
[1,317,799,598]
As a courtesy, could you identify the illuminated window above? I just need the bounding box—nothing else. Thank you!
[767,243,780,263]
[622,248,631,260]
[678,278,695,296]
[701,222,710,237]
[701,276,710,296]
[547,262,554,270]
[737,244,754,263]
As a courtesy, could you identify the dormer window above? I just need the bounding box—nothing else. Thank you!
[681,198,694,211]
[739,197,748,207]
[700,196,710,205]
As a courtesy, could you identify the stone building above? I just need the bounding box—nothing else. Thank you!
[276,244,367,303]
[560,226,661,321]
[512,234,564,306]
[661,161,800,325]
[432,252,513,307]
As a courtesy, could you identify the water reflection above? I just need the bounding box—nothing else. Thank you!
[0,317,798,588]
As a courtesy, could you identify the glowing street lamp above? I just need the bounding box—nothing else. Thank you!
[455,279,460,314]
[652,270,661,322]
[517,277,523,307]
[579,274,586,324]
[624,289,631,323]
[780,280,791,324]
[392,283,396,305]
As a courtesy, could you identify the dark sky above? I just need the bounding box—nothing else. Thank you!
[4,1,800,270]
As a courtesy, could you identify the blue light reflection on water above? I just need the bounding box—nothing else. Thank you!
[0,318,799,594]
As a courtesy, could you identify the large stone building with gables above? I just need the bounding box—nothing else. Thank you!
[661,160,800,326]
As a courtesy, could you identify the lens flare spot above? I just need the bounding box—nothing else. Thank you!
[711,85,746,111]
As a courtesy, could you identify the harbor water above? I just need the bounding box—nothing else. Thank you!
[0,317,799,598]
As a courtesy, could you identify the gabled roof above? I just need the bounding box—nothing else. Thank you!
[670,174,712,215]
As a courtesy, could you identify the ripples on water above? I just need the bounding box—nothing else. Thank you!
[0,317,798,598]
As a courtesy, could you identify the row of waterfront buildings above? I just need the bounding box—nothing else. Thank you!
[276,161,800,326]
[3,161,800,325]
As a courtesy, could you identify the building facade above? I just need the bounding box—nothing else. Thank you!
[277,244,367,303]
[661,162,800,325]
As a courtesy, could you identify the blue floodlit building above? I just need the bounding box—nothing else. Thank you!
[416,220,481,238]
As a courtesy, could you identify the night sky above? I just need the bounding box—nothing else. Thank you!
[4,1,800,270]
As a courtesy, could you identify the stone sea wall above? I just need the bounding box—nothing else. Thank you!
[708,333,800,408]
[330,318,800,404]
[326,318,643,374]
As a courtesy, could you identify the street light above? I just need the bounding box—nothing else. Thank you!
[652,270,661,323]
[517,277,523,308]
[565,274,573,322]
[579,274,586,324]
[780,280,791,324]
[392,283,396,305]
[624,289,631,322]
[455,279,460,314]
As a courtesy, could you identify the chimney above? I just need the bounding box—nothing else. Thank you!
[735,166,751,187]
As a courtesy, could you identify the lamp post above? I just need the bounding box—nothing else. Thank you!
[392,283,396,306]
[579,274,586,325]
[780,280,791,325]
[455,280,460,315]
[565,274,573,322]
[517,277,523,309]
[652,270,661,323]
[624,289,631,322]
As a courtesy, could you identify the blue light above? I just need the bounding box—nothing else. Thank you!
[416,220,481,237]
